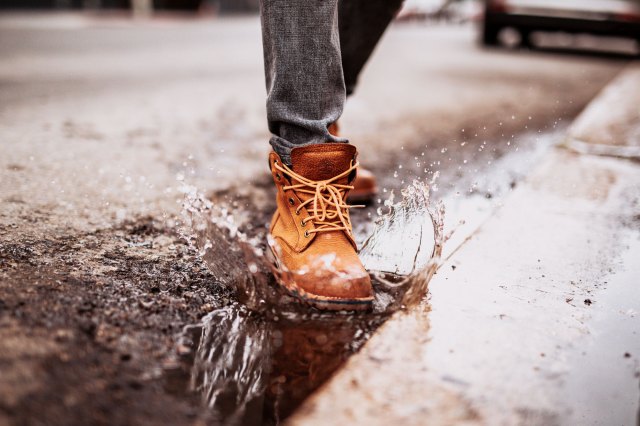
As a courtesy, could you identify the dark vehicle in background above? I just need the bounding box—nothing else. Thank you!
[482,0,640,48]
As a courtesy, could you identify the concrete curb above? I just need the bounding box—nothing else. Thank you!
[288,70,640,425]
[564,63,640,160]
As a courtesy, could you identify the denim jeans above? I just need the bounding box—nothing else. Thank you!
[260,0,404,165]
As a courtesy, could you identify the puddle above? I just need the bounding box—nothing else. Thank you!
[560,227,640,425]
[166,179,443,424]
[167,304,386,425]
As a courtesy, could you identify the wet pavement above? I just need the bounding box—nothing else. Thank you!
[0,12,636,426]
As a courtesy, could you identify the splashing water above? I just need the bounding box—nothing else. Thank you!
[173,177,444,424]
[180,178,444,316]
[360,179,444,311]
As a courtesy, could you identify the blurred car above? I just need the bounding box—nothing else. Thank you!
[397,0,481,23]
[482,0,640,47]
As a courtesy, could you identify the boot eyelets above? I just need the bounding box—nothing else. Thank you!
[301,219,307,227]
[304,230,310,238]
[294,209,300,216]
[288,197,295,206]
[276,173,281,180]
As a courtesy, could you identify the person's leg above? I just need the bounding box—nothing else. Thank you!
[338,0,405,96]
[260,0,347,166]
[260,0,373,311]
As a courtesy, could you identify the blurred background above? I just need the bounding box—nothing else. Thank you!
[2,0,638,53]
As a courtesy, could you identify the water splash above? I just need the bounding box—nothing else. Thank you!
[360,179,444,311]
[186,305,270,425]
[180,178,443,316]
[174,177,444,424]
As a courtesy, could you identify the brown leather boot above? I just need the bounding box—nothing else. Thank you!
[268,143,373,311]
[328,122,378,203]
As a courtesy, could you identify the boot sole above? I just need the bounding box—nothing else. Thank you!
[292,288,374,312]
[283,284,374,312]
[268,246,374,312]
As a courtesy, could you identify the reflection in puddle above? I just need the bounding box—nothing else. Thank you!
[180,304,384,425]
[171,180,443,424]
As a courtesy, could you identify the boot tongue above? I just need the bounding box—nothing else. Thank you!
[290,143,356,182]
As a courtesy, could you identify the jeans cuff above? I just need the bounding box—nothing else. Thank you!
[269,136,349,166]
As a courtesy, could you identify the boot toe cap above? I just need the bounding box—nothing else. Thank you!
[294,265,373,301]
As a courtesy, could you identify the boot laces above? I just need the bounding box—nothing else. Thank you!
[274,160,362,235]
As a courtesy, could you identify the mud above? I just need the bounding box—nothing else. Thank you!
[0,218,233,425]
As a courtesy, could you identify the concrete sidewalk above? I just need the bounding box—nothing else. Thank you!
[289,68,640,425]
